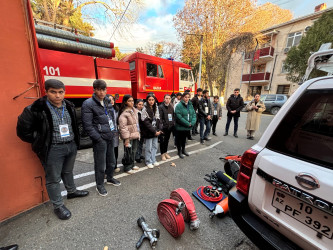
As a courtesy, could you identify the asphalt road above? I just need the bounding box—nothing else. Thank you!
[0,110,274,250]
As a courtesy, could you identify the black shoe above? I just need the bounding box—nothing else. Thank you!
[200,139,204,144]
[250,136,254,140]
[135,158,142,163]
[140,155,145,160]
[178,150,184,159]
[67,190,89,199]
[188,136,194,140]
[0,244,19,250]
[96,185,108,196]
[195,130,199,134]
[247,136,251,139]
[234,134,238,138]
[54,205,71,220]
[223,132,228,136]
[106,178,121,186]
[213,132,217,136]
[203,137,211,141]
[182,150,189,156]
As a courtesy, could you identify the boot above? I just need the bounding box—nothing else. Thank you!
[165,153,171,159]
[182,148,189,156]
[178,148,184,159]
[161,153,166,161]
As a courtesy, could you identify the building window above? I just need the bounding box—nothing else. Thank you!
[180,69,189,81]
[276,85,290,94]
[281,61,289,73]
[286,31,302,48]
[129,61,135,71]
[249,86,262,96]
[147,63,157,77]
[158,65,164,78]
[251,64,266,73]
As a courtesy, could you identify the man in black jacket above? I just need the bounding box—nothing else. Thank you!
[198,90,212,144]
[16,79,89,220]
[224,88,244,138]
[191,88,203,135]
[81,80,120,197]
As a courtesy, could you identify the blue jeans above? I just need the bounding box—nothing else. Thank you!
[42,141,77,209]
[145,137,158,165]
[199,117,211,139]
[93,139,116,187]
[225,116,239,134]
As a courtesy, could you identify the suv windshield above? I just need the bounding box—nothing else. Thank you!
[267,89,333,169]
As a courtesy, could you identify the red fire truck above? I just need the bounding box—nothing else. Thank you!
[0,0,195,222]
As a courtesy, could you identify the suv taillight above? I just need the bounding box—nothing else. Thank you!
[236,149,259,196]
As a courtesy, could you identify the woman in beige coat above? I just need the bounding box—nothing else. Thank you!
[245,93,266,140]
[118,95,140,174]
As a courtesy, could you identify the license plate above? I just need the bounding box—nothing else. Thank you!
[272,189,333,239]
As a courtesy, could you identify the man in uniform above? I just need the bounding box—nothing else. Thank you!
[17,79,89,220]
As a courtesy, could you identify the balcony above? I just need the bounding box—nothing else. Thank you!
[245,46,274,64]
[242,72,271,85]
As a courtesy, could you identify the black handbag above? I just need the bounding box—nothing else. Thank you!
[122,146,133,166]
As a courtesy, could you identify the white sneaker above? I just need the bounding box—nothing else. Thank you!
[133,166,139,170]
[153,162,159,167]
[126,169,136,174]
[147,164,154,169]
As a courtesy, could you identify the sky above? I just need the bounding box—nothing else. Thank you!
[93,0,333,53]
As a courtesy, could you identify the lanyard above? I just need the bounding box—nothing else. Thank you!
[47,100,64,122]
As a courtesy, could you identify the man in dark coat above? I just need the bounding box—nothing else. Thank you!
[16,79,89,220]
[224,88,244,138]
[191,88,203,135]
[198,89,212,144]
[81,80,120,197]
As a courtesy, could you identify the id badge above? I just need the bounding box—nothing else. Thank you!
[214,110,217,115]
[59,124,70,137]
[168,114,172,121]
[108,118,115,131]
[205,107,209,113]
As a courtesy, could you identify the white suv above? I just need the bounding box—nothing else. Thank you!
[229,74,333,249]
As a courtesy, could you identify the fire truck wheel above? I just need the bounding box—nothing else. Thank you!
[75,107,93,149]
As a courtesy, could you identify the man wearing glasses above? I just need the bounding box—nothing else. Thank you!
[224,88,244,138]
[81,80,120,197]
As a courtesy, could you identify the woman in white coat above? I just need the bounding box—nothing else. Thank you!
[245,93,266,139]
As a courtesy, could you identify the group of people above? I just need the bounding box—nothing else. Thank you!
[16,79,265,220]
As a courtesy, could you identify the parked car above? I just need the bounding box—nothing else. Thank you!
[242,94,288,115]
[229,75,333,249]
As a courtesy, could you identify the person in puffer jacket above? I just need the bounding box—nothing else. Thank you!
[159,94,175,161]
[140,94,162,169]
[118,95,140,174]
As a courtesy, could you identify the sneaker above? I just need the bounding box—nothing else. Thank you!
[161,154,166,161]
[213,132,217,136]
[114,167,120,173]
[203,137,211,141]
[165,153,171,159]
[126,169,136,174]
[188,136,194,140]
[106,178,121,186]
[223,132,228,136]
[133,166,140,170]
[96,186,108,196]
[147,164,154,169]
[234,134,238,138]
[200,139,204,144]
[153,162,159,167]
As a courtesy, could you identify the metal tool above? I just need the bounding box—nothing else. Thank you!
[136,217,160,249]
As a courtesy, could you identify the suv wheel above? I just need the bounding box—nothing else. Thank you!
[270,106,280,115]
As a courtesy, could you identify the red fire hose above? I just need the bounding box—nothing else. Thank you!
[157,188,200,238]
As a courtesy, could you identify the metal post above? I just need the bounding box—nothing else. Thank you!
[198,35,203,88]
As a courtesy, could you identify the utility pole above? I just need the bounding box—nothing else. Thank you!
[198,35,203,88]
[187,34,203,88]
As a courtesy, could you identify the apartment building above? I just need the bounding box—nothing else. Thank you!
[225,4,332,100]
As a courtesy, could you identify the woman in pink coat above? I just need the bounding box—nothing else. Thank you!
[118,95,140,174]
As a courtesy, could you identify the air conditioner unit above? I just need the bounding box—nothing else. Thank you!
[284,47,290,54]
[304,26,311,33]
[264,85,270,91]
